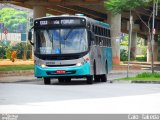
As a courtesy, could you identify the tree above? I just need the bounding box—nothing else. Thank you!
[0,8,27,33]
[105,0,158,74]
[105,0,151,14]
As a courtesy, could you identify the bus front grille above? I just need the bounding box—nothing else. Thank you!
[46,64,76,67]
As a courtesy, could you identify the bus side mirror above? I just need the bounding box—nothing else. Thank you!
[28,30,34,46]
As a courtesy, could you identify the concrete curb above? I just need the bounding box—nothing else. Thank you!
[0,70,34,77]
[112,80,132,83]
[131,81,160,84]
[0,75,37,83]
[113,80,160,84]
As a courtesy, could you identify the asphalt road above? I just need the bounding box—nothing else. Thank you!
[0,71,160,114]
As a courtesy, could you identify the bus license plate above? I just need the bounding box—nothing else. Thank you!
[56,70,66,74]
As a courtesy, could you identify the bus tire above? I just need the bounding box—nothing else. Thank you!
[58,78,65,83]
[86,76,93,84]
[44,77,51,85]
[101,74,107,82]
[94,75,101,82]
[66,78,71,83]
[93,61,100,82]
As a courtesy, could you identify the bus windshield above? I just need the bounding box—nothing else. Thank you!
[35,28,88,54]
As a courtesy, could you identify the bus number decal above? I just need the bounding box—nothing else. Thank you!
[40,21,48,25]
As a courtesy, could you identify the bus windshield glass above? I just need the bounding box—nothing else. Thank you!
[35,28,88,54]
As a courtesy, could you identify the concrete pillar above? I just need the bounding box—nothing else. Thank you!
[32,6,46,59]
[130,32,137,60]
[33,6,46,20]
[147,35,158,62]
[109,13,121,65]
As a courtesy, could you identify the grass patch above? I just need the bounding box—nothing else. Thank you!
[0,65,34,71]
[119,72,160,81]
[135,56,147,62]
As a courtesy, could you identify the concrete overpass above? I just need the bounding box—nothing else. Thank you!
[0,0,160,64]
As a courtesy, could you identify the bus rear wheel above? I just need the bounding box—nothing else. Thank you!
[44,77,51,85]
[94,75,101,82]
[101,74,107,82]
[86,76,93,84]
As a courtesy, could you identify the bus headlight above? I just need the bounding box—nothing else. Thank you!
[41,64,46,68]
[76,62,83,66]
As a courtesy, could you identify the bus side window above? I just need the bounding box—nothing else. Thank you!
[96,36,99,45]
[103,28,105,36]
[106,29,108,37]
[99,28,101,36]
[106,38,108,47]
[105,29,107,37]
[92,25,94,33]
[103,38,106,46]
[97,36,100,45]
[98,27,101,36]
[105,38,107,46]
[109,38,111,47]
[108,30,111,37]
[99,37,102,46]
[95,26,98,35]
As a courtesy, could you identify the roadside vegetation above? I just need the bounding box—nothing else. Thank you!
[119,72,160,81]
[0,65,34,71]
[0,8,27,33]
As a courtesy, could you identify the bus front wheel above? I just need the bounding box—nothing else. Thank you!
[86,76,93,84]
[66,78,71,83]
[58,78,65,83]
[44,77,51,85]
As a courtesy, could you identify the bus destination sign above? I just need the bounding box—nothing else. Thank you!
[35,18,86,27]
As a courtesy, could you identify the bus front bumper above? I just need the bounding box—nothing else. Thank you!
[34,62,90,78]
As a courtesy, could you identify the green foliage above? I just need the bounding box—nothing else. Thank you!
[13,42,32,59]
[0,41,32,60]
[0,46,6,59]
[135,56,147,61]
[120,49,128,61]
[136,72,160,78]
[105,0,151,14]
[0,65,34,71]
[0,8,27,33]
[120,35,128,46]
[6,49,12,59]
[0,40,11,59]
[118,72,160,81]
[139,46,147,56]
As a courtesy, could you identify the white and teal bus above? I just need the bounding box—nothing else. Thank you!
[28,15,112,85]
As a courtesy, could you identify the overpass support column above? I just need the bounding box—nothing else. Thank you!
[130,32,137,60]
[33,6,46,19]
[32,6,46,59]
[109,14,121,65]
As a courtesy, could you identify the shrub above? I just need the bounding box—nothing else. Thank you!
[120,49,128,61]
[136,72,160,78]
[135,56,147,61]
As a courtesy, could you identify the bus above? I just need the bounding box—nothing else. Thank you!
[28,15,112,85]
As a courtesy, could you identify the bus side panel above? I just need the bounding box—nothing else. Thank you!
[103,47,112,72]
[89,46,112,75]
